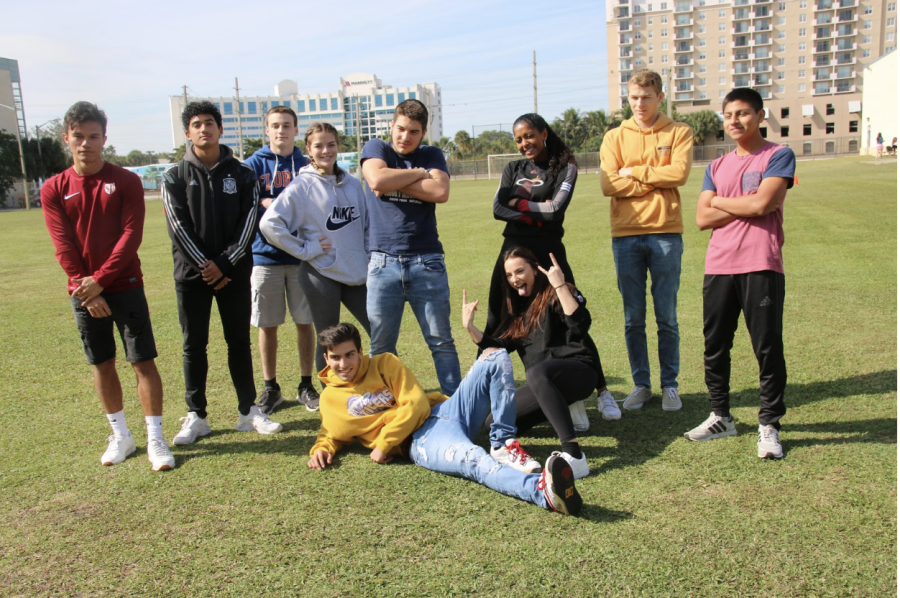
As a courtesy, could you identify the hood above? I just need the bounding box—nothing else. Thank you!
[318,353,371,387]
[185,144,234,169]
[295,163,351,187]
[621,112,674,134]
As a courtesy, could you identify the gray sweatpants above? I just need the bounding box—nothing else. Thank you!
[297,262,371,374]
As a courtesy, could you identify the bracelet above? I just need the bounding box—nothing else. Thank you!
[554,284,566,290]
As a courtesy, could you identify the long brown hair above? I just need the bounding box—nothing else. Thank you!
[497,247,568,342]
[304,122,344,181]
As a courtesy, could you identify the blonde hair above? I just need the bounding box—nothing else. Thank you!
[304,123,344,180]
[628,69,663,95]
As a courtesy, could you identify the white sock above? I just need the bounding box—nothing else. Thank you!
[145,415,163,441]
[106,410,130,437]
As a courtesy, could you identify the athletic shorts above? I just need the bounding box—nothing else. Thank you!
[70,286,158,365]
[250,264,312,327]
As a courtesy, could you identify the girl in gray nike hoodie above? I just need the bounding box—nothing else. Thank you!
[260,123,372,373]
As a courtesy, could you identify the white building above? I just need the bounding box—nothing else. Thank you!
[859,48,897,155]
[168,73,442,156]
[0,57,26,139]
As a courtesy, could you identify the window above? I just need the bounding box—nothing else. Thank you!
[778,16,786,25]
[223,101,233,115]
[779,2,786,10]
[799,42,806,51]
[699,25,706,33]
[864,5,873,13]
[799,69,806,77]
[319,98,327,111]
[826,122,834,134]
[718,76,726,85]
[649,56,655,63]
[719,49,726,57]
[799,83,806,91]
[781,126,790,137]
[719,62,726,71]
[800,14,807,22]
[247,101,256,114]
[648,43,653,50]
[331,97,338,110]
[635,18,642,26]
[889,17,896,26]
[778,30,786,38]
[719,23,726,31]
[662,55,669,62]
[662,28,668,36]
[719,8,726,17]
[661,15,668,22]
[863,20,872,29]
[699,78,707,86]
[849,120,858,133]
[297,100,305,113]
[720,36,726,44]
[799,28,806,36]
[700,64,707,72]
[662,41,668,49]
[700,51,707,59]
[661,2,668,8]
[803,124,812,135]
[864,34,871,43]
[699,38,707,46]
[778,57,786,66]
[409,92,416,99]
[781,107,790,118]
[698,10,706,19]
[649,29,654,37]
[778,44,786,52]
[700,91,708,99]
[800,0,807,7]
[760,127,767,138]
[799,56,806,64]
[863,49,871,57]
[826,103,834,115]
[888,31,896,41]
[719,89,726,98]
[777,84,785,92]
[649,17,654,24]
[890,3,897,11]
[778,71,785,79]
[386,94,394,106]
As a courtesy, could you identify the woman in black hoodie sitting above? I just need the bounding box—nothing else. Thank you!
[462,246,610,480]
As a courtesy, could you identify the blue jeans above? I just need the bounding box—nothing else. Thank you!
[411,350,547,508]
[367,252,461,395]
[611,233,683,389]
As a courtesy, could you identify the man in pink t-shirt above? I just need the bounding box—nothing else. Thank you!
[684,88,795,460]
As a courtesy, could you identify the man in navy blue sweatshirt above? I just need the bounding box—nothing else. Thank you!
[244,106,319,413]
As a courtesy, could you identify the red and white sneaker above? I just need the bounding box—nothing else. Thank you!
[537,454,582,516]
[490,439,542,473]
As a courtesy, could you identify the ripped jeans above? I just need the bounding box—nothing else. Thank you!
[410,349,547,508]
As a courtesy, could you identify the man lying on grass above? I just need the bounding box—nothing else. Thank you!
[307,322,583,515]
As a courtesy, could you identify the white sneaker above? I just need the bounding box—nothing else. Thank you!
[661,387,682,411]
[684,412,737,442]
[101,433,136,466]
[568,400,590,433]
[757,424,784,459]
[490,439,542,473]
[597,390,622,421]
[538,454,582,516]
[172,412,211,446]
[552,450,589,479]
[622,386,652,410]
[236,405,283,434]
[147,438,175,471]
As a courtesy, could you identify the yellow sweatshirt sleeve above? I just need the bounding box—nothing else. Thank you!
[600,133,657,198]
[373,356,433,455]
[630,125,693,188]
[309,428,346,458]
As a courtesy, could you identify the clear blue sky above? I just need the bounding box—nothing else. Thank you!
[3,0,609,153]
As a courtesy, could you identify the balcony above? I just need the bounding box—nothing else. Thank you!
[675,17,694,26]
[732,66,751,74]
[834,27,857,37]
[675,31,695,40]
[675,43,694,52]
[814,71,832,80]
[754,7,770,17]
[835,82,856,92]
[835,13,858,22]
[815,55,831,65]
[733,25,751,33]
[752,36,773,46]
[813,84,833,94]
[674,1,692,13]
[734,76,751,86]
[814,40,834,52]
[754,76,773,85]
[755,0,773,4]
[673,94,694,102]
[620,48,632,57]
[675,83,695,92]
[815,0,833,10]
[619,21,633,32]
[734,49,751,60]
[754,63,773,73]
[754,88,772,99]
[753,22,772,32]
[835,39,857,50]
[675,70,694,79]
[617,7,630,17]
[619,34,633,44]
[675,57,695,65]
[833,69,856,78]
[835,55,857,64]
[734,9,751,20]
[838,0,858,7]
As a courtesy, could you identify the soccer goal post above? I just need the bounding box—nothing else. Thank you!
[487,154,522,180]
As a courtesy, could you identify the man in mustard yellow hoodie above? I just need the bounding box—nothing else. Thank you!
[307,322,583,516]
[600,69,693,413]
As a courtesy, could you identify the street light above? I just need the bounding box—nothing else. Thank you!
[0,102,30,210]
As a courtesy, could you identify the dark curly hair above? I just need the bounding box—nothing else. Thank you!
[64,101,108,136]
[181,101,222,131]
[318,323,362,353]
[513,113,576,177]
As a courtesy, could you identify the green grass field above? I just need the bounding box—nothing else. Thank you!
[0,156,895,597]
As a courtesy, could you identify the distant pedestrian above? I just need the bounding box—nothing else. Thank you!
[875,132,883,159]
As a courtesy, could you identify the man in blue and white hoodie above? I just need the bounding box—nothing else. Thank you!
[244,105,319,412]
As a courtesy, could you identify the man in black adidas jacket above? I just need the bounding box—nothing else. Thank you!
[162,101,283,446]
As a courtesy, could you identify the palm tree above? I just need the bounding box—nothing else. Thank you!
[454,130,473,159]
[555,108,586,150]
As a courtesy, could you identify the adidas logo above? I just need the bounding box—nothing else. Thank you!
[759,296,773,307]
[189,179,199,186]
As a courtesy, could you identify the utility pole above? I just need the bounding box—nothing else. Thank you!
[666,70,673,119]
[234,77,244,159]
[182,85,188,110]
[355,94,363,180]
[533,51,538,114]
[426,93,433,145]
[472,125,477,180]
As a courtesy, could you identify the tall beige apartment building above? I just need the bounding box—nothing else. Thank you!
[606,0,896,155]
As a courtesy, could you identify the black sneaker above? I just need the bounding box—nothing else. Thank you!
[538,454,583,516]
[298,384,320,413]
[257,386,283,415]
